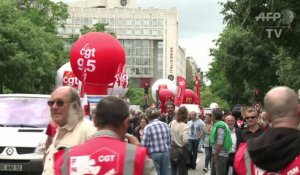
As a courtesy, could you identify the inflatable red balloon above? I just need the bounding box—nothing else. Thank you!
[159,89,174,113]
[70,32,125,95]
[183,89,195,104]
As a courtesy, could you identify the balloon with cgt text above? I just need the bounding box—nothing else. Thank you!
[70,32,126,95]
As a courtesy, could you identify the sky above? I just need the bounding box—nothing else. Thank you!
[137,0,225,73]
[54,0,226,74]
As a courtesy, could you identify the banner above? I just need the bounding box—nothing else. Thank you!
[174,76,186,106]
[194,74,201,105]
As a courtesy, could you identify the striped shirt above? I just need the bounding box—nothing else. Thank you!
[141,119,171,154]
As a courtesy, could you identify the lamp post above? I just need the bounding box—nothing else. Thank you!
[143,83,149,110]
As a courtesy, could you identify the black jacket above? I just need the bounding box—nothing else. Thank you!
[247,127,300,172]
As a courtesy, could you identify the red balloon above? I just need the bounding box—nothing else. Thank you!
[70,32,125,85]
[159,89,174,113]
[183,89,195,104]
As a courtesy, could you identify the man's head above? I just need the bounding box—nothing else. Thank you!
[145,107,160,121]
[48,86,83,127]
[189,111,197,121]
[166,101,175,116]
[94,96,129,135]
[264,86,300,127]
[212,108,223,121]
[245,107,259,127]
[225,115,235,130]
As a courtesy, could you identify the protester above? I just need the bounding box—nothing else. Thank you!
[133,113,149,142]
[170,106,190,175]
[203,113,213,173]
[54,96,156,175]
[43,86,96,175]
[234,86,300,174]
[160,101,176,124]
[45,121,58,151]
[142,107,171,175]
[210,108,232,175]
[224,114,242,175]
[187,111,204,169]
[241,107,265,142]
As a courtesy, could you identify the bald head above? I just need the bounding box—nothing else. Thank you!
[264,86,299,120]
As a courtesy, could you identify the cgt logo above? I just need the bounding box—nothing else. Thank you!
[63,71,79,88]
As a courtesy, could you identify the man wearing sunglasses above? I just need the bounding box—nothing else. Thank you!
[43,86,96,175]
[235,86,300,174]
[241,107,265,142]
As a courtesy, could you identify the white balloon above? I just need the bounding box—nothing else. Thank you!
[151,79,177,101]
[56,62,129,96]
[56,62,82,90]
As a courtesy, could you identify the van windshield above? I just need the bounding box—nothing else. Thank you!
[0,96,50,128]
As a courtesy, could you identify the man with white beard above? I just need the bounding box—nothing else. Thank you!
[43,86,96,175]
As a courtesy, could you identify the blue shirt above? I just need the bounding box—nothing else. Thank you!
[141,119,171,154]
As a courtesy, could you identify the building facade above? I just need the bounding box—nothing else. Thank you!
[58,0,186,87]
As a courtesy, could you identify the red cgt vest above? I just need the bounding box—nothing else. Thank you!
[234,143,300,175]
[54,136,148,175]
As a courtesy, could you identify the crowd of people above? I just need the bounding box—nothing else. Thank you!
[42,85,300,175]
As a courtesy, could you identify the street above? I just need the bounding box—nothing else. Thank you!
[188,151,210,175]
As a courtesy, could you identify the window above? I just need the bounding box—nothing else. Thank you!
[66,27,72,33]
[91,19,98,25]
[126,19,132,26]
[83,18,90,25]
[74,28,80,34]
[66,18,72,24]
[143,29,149,35]
[74,18,81,25]
[126,29,132,35]
[117,19,123,26]
[152,29,158,35]
[152,19,158,26]
[57,27,65,34]
[109,18,115,25]
[134,29,141,35]
[143,19,149,26]
[134,19,141,26]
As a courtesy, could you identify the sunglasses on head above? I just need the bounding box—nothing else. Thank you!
[47,100,67,107]
[245,116,257,120]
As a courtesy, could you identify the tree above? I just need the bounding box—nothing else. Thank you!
[0,0,68,93]
[218,0,300,90]
[208,26,279,107]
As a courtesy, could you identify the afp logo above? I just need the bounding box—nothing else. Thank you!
[255,9,295,38]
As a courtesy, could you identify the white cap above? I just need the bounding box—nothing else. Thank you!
[209,102,219,109]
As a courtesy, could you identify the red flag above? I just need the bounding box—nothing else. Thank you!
[194,74,201,105]
[174,76,186,106]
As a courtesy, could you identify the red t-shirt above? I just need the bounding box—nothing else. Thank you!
[46,122,58,137]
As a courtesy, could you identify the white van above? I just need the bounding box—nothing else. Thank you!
[0,94,50,174]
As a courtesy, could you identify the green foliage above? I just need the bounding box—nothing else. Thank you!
[80,23,115,36]
[0,0,68,93]
[208,0,300,108]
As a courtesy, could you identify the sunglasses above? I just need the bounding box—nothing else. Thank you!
[245,116,257,120]
[47,100,68,107]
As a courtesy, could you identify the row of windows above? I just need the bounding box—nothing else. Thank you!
[126,67,153,76]
[125,49,153,56]
[67,17,164,27]
[121,39,153,46]
[58,27,162,37]
[127,57,151,66]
